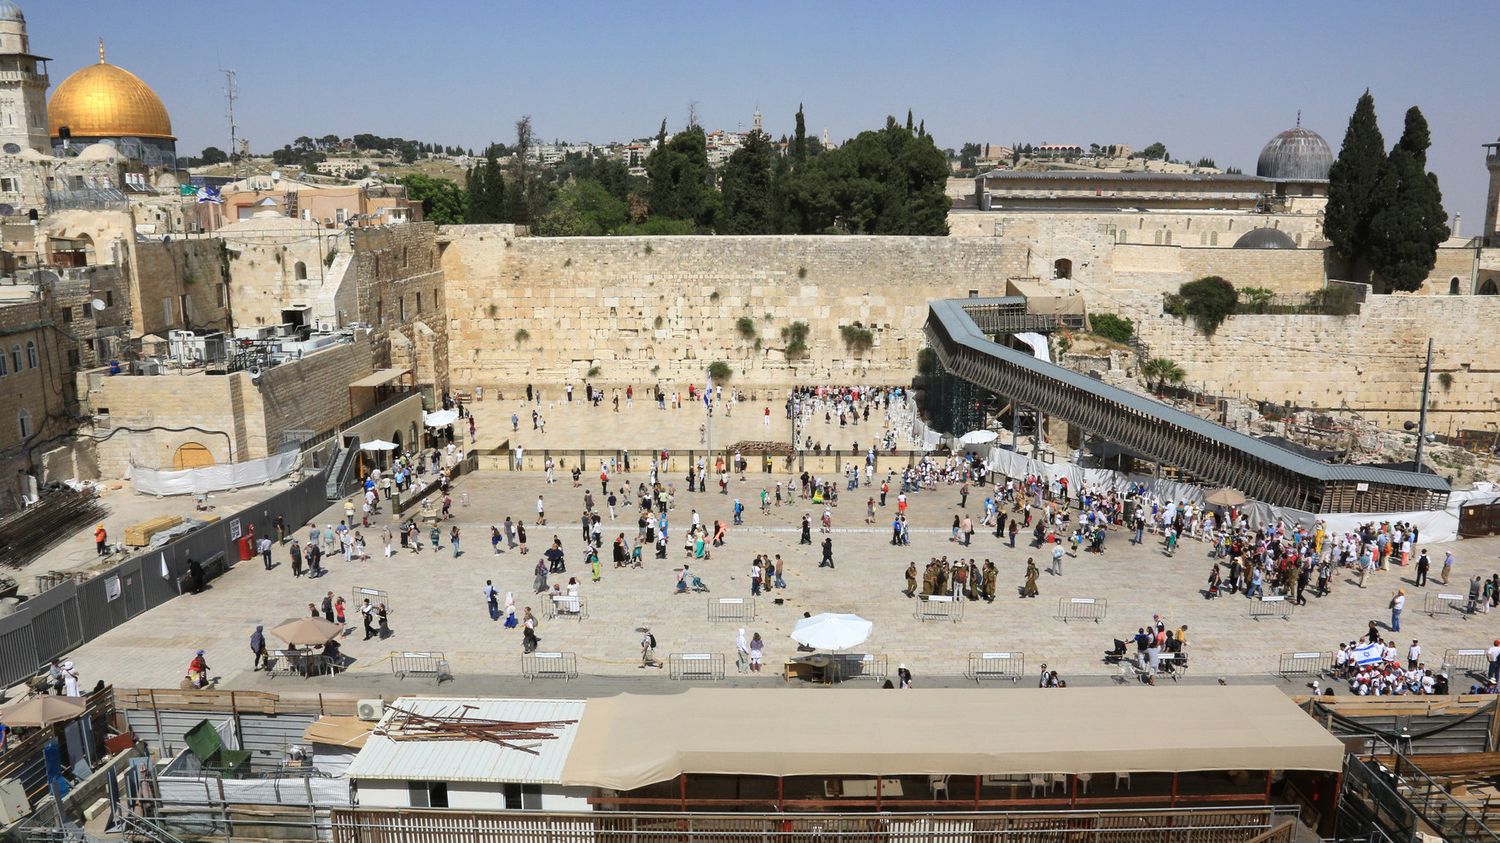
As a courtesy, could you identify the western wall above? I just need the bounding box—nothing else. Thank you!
[439,222,1500,434]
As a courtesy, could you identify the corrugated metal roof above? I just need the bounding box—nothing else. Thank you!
[930,299,1449,493]
[977,169,1275,184]
[344,697,586,784]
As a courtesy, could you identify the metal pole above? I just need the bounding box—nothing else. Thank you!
[1414,338,1433,472]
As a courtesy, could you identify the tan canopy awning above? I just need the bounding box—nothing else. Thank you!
[560,686,1343,791]
[349,368,410,389]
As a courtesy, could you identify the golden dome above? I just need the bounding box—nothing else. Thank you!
[48,44,173,140]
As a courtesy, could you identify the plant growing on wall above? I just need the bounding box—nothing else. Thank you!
[781,321,810,359]
[487,304,499,317]
[587,365,601,378]
[653,315,664,329]
[707,360,732,383]
[324,247,339,268]
[1164,276,1237,337]
[1437,372,1453,391]
[735,316,757,340]
[514,328,530,344]
[839,323,875,355]
[1141,357,1187,393]
[1088,313,1134,343]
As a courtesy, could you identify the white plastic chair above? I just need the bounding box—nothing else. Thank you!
[1115,772,1131,790]
[1028,774,1048,797]
[1077,772,1093,794]
[929,775,949,800]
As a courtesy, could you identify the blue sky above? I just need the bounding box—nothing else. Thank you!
[31,1,1495,227]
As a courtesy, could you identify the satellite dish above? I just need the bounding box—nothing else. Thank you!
[91,298,107,311]
[271,170,281,181]
[1,143,18,155]
[0,204,13,216]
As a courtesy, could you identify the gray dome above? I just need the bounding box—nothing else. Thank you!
[0,2,22,22]
[1256,127,1332,181]
[1234,227,1296,250]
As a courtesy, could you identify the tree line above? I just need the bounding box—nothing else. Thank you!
[403,107,950,235]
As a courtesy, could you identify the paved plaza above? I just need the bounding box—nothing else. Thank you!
[57,399,1500,695]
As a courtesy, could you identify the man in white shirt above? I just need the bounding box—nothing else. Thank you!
[1487,639,1500,684]
[1407,639,1421,670]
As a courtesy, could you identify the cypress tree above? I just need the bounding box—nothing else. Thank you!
[1366,107,1449,292]
[1323,90,1387,269]
[793,104,807,167]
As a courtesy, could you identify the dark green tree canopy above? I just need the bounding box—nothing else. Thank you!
[1323,90,1387,266]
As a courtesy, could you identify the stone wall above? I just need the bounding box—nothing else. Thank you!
[440,229,1025,391]
[134,238,231,334]
[0,297,71,510]
[1126,293,1500,431]
[353,222,448,391]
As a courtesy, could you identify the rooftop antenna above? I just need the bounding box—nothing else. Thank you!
[1296,109,1301,128]
[220,64,241,179]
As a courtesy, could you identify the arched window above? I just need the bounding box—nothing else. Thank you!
[9,344,19,372]
[1053,258,1073,280]
[25,340,37,368]
[1480,279,1499,296]
[1449,277,1461,295]
[17,408,31,439]
[0,351,6,376]
[294,261,307,281]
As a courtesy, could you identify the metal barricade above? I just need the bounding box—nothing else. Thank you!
[265,649,304,679]
[1248,595,1294,621]
[545,594,588,620]
[1157,651,1188,682]
[1055,596,1107,623]
[707,597,756,623]
[352,586,391,615]
[914,594,964,622]
[831,653,888,682]
[966,652,1025,683]
[668,653,725,681]
[1424,592,1469,619]
[1277,651,1333,679]
[521,651,578,681]
[390,651,452,682]
[1443,648,1492,679]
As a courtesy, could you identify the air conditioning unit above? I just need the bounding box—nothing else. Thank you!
[356,699,384,722]
[133,359,161,376]
[0,778,31,824]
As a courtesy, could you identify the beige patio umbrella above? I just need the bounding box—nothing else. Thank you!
[1204,487,1247,507]
[270,617,344,646]
[0,694,86,727]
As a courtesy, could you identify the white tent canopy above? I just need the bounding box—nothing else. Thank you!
[959,430,998,446]
[423,409,459,428]
[360,439,398,451]
[790,613,872,651]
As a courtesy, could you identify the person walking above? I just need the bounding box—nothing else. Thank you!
[1008,520,1018,548]
[1415,550,1430,587]
[904,561,917,598]
[1487,638,1500,684]
[962,515,974,547]
[1390,589,1406,632]
[749,633,764,673]
[360,599,376,640]
[94,523,109,556]
[321,592,335,623]
[450,526,461,558]
[800,514,812,545]
[485,579,499,620]
[258,535,273,570]
[640,628,660,669]
[736,628,750,673]
[289,540,303,577]
[820,537,835,569]
[1049,543,1064,576]
[1441,551,1453,585]
[1021,558,1040,598]
[250,625,267,672]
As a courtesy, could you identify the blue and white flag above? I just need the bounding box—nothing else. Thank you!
[1351,642,1383,666]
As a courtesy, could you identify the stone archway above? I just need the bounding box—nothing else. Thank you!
[1053,258,1073,280]
[1480,279,1499,296]
[172,442,215,470]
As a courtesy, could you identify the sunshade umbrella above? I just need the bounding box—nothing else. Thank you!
[423,409,459,428]
[270,616,344,646]
[959,430,998,446]
[1204,487,1247,507]
[790,613,872,651]
[0,694,86,727]
[360,439,398,451]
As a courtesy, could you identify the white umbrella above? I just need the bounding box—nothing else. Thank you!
[790,613,872,651]
[423,409,459,428]
[959,430,998,445]
[360,439,398,451]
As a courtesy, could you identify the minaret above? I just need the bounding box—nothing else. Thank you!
[1485,138,1500,247]
[0,2,51,153]
[752,109,762,134]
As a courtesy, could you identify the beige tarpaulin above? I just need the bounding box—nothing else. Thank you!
[303,715,374,749]
[1006,279,1087,317]
[560,686,1343,791]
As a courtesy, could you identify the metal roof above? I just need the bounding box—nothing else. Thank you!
[976,169,1274,184]
[930,298,1450,493]
[344,697,586,784]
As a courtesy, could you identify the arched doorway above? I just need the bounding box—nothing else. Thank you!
[173,442,215,469]
[1480,279,1499,296]
[1449,277,1461,295]
[1053,258,1073,280]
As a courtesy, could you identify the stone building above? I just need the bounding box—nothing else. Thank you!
[216,174,419,229]
[0,280,76,510]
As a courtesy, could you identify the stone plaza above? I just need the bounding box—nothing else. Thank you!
[58,398,1500,695]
